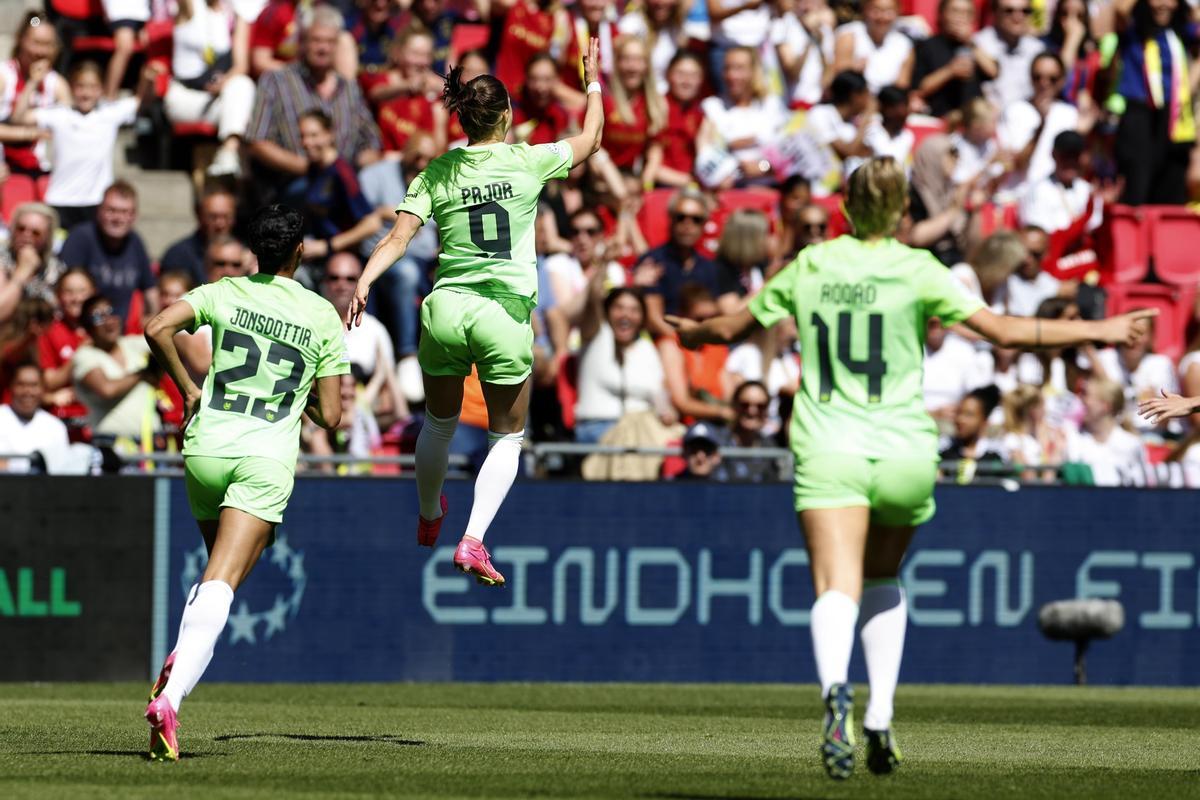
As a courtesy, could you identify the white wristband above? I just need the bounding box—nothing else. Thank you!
[586,81,602,95]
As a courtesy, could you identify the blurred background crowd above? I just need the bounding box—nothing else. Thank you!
[0,0,1198,485]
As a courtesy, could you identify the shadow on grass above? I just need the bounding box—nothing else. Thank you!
[212,733,424,746]
[643,794,830,800]
[28,750,224,760]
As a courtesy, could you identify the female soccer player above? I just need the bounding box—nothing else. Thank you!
[349,39,606,587]
[668,157,1154,780]
[141,206,348,761]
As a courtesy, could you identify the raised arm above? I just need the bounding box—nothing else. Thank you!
[562,38,605,167]
[961,306,1156,350]
[145,300,203,427]
[349,210,423,328]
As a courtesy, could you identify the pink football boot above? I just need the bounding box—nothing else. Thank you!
[417,495,448,547]
[148,651,175,702]
[145,695,180,762]
[453,537,505,586]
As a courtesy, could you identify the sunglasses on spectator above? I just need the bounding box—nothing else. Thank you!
[671,213,706,224]
[88,309,114,325]
[210,259,242,267]
[1033,71,1063,83]
[325,274,358,283]
[737,400,768,412]
[801,221,827,233]
[1001,5,1031,14]
[572,225,603,236]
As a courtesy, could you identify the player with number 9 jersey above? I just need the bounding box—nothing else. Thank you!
[351,37,608,588]
[140,205,349,762]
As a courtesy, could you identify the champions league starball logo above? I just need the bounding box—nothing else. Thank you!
[180,533,307,645]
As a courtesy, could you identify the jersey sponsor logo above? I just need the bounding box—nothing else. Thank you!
[460,182,515,206]
[230,306,314,348]
[819,282,878,307]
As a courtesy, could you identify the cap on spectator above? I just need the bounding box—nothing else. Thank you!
[1052,131,1086,158]
[684,423,721,448]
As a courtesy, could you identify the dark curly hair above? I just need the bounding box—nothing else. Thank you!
[247,204,304,275]
[442,65,510,143]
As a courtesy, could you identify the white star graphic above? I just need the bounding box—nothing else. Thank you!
[288,553,305,582]
[261,595,289,639]
[270,535,294,568]
[227,601,258,645]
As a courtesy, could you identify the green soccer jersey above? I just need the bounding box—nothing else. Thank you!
[181,274,351,470]
[749,236,985,462]
[396,141,574,304]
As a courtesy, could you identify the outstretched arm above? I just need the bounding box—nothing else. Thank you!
[665,308,761,347]
[145,300,203,428]
[1139,389,1200,425]
[349,211,422,329]
[961,307,1156,350]
[562,38,605,167]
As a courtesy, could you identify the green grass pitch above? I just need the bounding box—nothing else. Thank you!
[1,683,1198,799]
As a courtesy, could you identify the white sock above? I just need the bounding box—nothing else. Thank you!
[162,580,234,712]
[415,411,458,520]
[811,590,860,697]
[462,430,523,543]
[859,579,907,731]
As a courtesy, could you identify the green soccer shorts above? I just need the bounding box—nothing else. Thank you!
[794,454,938,527]
[418,287,534,385]
[184,455,294,525]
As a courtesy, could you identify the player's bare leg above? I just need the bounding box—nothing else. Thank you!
[801,507,870,779]
[414,373,464,545]
[859,523,917,775]
[452,377,532,586]
[147,510,273,761]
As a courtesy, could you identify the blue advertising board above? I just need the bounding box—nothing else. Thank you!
[160,479,1200,685]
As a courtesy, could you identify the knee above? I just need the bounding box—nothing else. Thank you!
[223,74,257,100]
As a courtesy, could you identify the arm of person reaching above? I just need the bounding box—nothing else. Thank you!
[304,374,343,430]
[665,307,763,347]
[960,306,1156,350]
[248,137,309,176]
[144,300,204,428]
[658,336,734,422]
[563,38,605,168]
[348,210,423,328]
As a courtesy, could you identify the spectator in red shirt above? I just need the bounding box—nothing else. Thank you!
[602,35,666,173]
[366,27,447,153]
[644,49,709,188]
[489,0,564,94]
[559,0,618,96]
[38,267,93,425]
[512,54,571,145]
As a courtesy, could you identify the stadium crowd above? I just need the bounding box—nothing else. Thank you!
[0,0,1199,485]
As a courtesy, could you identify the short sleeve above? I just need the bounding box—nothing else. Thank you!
[71,347,100,382]
[531,141,573,182]
[395,170,433,223]
[106,97,139,126]
[316,311,352,379]
[181,283,217,333]
[916,256,986,325]
[33,106,69,131]
[748,256,802,328]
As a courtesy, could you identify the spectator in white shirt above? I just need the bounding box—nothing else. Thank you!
[972,0,1045,109]
[1095,314,1178,433]
[803,70,874,185]
[832,0,914,93]
[1001,383,1066,481]
[772,0,837,108]
[925,316,991,421]
[0,363,69,473]
[1067,376,1152,486]
[998,53,1083,199]
[617,0,689,93]
[1006,226,1063,317]
[12,60,160,230]
[851,84,915,176]
[700,47,788,187]
[949,96,1003,187]
[707,0,773,94]
[1018,130,1102,235]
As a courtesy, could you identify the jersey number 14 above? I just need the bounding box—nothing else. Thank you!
[811,311,887,403]
[208,331,305,423]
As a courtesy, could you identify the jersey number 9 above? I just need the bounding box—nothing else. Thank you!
[468,201,512,260]
[208,330,306,423]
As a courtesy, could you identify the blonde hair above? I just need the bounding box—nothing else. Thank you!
[716,209,770,270]
[725,46,768,101]
[845,157,908,239]
[1002,384,1042,434]
[610,35,667,135]
[642,0,688,36]
[1089,377,1126,418]
[969,231,1026,297]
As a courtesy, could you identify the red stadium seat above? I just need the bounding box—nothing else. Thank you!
[556,353,579,431]
[716,188,779,219]
[637,188,674,249]
[1105,282,1195,362]
[1096,204,1150,285]
[450,24,490,63]
[0,174,47,225]
[172,121,219,137]
[1145,205,1200,287]
[905,116,946,156]
[49,0,104,20]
